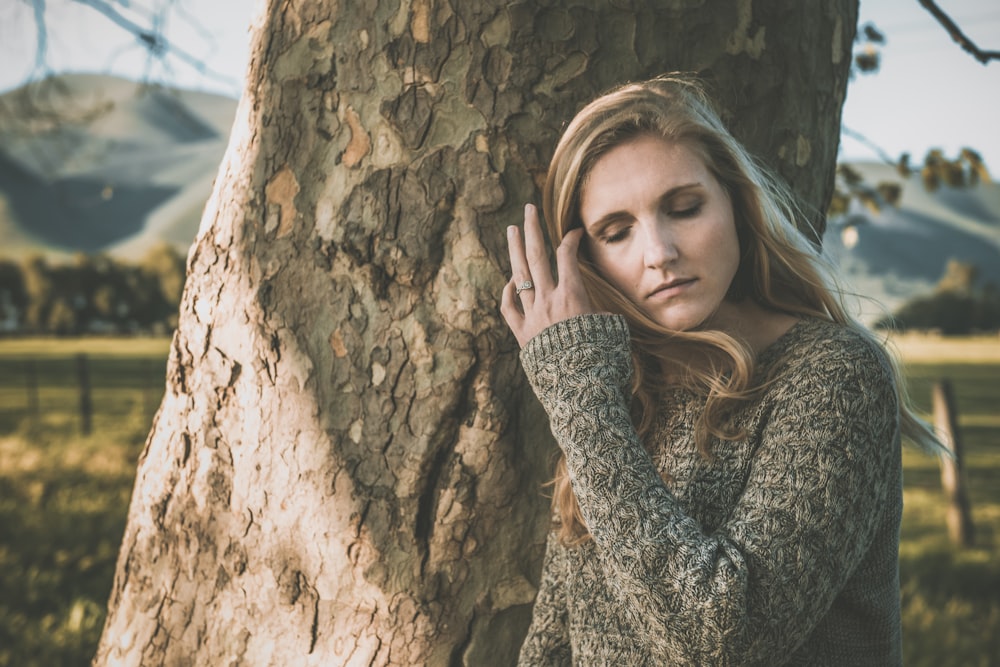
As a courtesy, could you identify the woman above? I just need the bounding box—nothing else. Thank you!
[500,76,941,666]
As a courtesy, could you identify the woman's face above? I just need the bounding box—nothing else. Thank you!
[578,134,742,332]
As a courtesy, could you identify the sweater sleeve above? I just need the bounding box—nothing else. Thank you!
[519,314,900,666]
[517,531,572,667]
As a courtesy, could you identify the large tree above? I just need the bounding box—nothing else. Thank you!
[94,1,857,664]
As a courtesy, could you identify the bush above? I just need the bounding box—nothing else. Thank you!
[0,246,187,335]
[876,261,1000,334]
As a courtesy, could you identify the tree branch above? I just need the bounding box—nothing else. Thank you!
[841,126,898,166]
[26,0,50,77]
[917,0,1000,65]
[16,0,236,90]
[72,0,235,85]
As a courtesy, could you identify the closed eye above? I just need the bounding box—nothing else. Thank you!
[670,203,703,219]
[603,226,630,244]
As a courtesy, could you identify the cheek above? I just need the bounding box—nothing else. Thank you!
[723,229,742,270]
[711,218,742,274]
[590,248,635,292]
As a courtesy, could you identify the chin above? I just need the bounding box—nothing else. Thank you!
[652,302,729,332]
[650,313,705,333]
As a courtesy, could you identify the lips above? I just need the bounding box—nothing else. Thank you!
[647,278,696,300]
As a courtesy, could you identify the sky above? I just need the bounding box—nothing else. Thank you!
[839,0,1000,169]
[1,0,998,171]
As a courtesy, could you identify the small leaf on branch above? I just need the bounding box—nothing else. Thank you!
[828,189,850,217]
[897,153,912,178]
[944,161,965,188]
[876,182,902,207]
[854,50,880,73]
[922,166,940,192]
[858,191,882,214]
[862,23,886,44]
[838,164,863,186]
[961,148,992,183]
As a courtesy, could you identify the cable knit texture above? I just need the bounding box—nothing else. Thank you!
[516,314,902,667]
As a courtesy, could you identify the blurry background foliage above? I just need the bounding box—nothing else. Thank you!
[0,242,185,336]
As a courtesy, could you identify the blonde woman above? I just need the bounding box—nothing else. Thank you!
[501,76,939,666]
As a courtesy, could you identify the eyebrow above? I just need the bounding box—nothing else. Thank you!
[584,182,704,235]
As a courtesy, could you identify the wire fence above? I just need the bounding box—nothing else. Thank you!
[0,353,167,437]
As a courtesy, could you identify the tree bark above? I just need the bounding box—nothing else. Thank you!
[94,1,857,664]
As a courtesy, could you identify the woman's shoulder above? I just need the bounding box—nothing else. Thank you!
[750,318,901,446]
[759,316,894,385]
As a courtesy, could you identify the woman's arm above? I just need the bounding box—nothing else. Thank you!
[520,314,900,665]
[517,532,573,667]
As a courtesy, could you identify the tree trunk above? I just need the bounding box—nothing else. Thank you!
[94,1,857,664]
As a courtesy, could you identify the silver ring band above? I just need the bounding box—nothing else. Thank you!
[515,280,534,295]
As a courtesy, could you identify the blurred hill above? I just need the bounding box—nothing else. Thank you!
[823,162,1000,323]
[0,73,237,260]
[2,74,999,324]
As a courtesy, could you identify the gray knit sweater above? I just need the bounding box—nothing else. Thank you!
[516,314,902,666]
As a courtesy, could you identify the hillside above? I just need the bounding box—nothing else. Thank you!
[2,74,999,324]
[823,162,1000,322]
[0,73,237,260]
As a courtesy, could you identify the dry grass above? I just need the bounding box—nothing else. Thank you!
[0,336,997,665]
[895,338,1000,667]
[890,331,1000,363]
[0,336,171,359]
[0,339,166,666]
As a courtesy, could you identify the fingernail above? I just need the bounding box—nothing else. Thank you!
[507,225,516,239]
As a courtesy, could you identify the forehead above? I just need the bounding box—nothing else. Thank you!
[588,134,706,175]
[580,136,713,212]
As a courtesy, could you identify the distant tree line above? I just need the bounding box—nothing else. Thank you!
[4,242,993,337]
[0,243,186,336]
[876,260,1000,335]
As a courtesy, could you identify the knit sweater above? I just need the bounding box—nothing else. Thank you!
[516,314,902,666]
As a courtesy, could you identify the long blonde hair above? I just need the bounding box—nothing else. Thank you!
[543,75,941,545]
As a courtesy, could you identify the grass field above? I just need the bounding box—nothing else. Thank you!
[0,334,998,666]
[891,337,1000,667]
[0,337,169,666]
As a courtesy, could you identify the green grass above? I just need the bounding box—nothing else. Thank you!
[0,338,168,667]
[0,336,997,665]
[898,358,1000,667]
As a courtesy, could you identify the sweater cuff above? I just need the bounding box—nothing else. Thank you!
[520,313,630,376]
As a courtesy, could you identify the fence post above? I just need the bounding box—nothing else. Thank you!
[76,353,92,436]
[932,378,974,548]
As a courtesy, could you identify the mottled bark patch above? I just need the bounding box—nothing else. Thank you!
[265,165,300,238]
[342,106,371,167]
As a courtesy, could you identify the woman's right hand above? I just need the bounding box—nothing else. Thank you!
[501,203,596,348]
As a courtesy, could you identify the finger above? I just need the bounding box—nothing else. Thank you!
[507,224,530,281]
[556,227,586,286]
[500,279,527,346]
[507,225,536,306]
[523,204,555,291]
[500,277,520,318]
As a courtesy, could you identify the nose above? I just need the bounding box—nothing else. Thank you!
[641,218,678,268]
